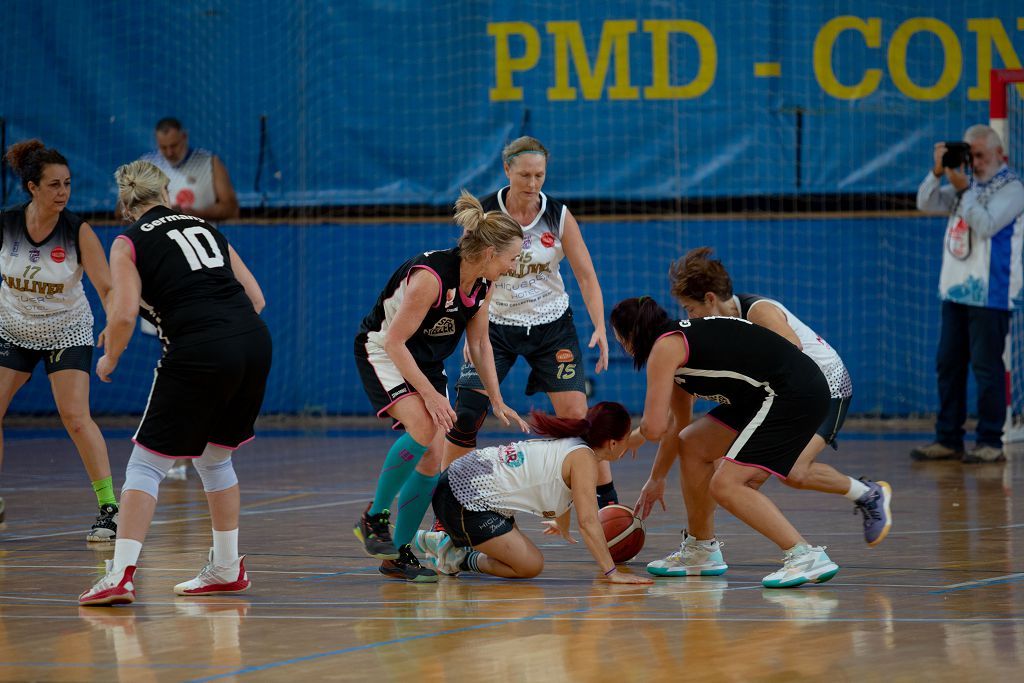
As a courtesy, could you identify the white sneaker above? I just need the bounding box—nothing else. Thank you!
[762,545,839,589]
[79,560,137,606]
[647,531,727,577]
[174,548,250,596]
[413,530,467,576]
[166,464,189,481]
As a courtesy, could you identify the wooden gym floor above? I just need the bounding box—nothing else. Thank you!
[0,426,1021,682]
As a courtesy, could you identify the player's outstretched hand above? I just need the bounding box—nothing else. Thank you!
[634,477,667,520]
[589,328,609,374]
[423,390,457,432]
[542,520,576,543]
[493,402,530,433]
[96,354,118,383]
[605,569,653,585]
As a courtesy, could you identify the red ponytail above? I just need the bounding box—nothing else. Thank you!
[529,401,631,448]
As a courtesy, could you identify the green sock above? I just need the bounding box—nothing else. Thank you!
[369,433,428,516]
[392,470,440,548]
[92,476,117,507]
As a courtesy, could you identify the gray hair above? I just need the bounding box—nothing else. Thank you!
[964,124,1003,151]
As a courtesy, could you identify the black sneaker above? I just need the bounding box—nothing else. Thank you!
[379,544,438,583]
[353,503,399,560]
[87,503,118,542]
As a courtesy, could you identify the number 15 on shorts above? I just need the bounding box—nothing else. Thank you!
[557,363,576,380]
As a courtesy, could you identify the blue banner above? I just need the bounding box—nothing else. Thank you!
[0,2,1020,209]
[10,215,948,417]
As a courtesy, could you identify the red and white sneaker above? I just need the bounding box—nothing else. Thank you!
[174,549,250,596]
[79,560,137,606]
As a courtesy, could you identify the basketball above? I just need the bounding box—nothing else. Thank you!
[599,504,645,564]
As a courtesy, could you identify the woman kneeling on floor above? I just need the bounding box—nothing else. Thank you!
[416,401,652,585]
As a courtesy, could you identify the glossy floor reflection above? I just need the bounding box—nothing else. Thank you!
[0,429,1022,681]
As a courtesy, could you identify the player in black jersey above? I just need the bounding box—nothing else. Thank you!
[80,161,270,606]
[354,190,530,582]
[658,247,891,551]
[612,297,887,589]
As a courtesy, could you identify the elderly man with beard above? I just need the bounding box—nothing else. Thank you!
[912,125,1024,464]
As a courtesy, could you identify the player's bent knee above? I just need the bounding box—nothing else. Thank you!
[783,468,808,489]
[708,471,733,503]
[122,445,176,499]
[517,555,544,578]
[193,445,238,493]
[446,390,490,448]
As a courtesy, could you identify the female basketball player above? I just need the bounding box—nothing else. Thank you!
[416,401,651,584]
[353,190,530,582]
[79,160,270,605]
[611,296,891,588]
[634,248,891,578]
[0,140,117,540]
[442,137,620,508]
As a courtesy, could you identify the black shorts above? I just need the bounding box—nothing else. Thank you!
[354,338,449,420]
[706,375,829,479]
[134,325,272,458]
[432,471,515,547]
[455,308,585,396]
[0,340,93,375]
[817,396,851,448]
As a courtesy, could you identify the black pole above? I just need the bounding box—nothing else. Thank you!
[254,115,267,207]
[518,108,531,137]
[1,117,7,206]
[795,109,803,190]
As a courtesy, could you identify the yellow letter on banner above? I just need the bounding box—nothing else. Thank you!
[489,22,542,101]
[546,20,639,101]
[813,16,882,100]
[967,18,1024,101]
[888,18,961,101]
[643,20,717,99]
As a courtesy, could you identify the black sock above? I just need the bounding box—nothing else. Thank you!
[596,482,618,508]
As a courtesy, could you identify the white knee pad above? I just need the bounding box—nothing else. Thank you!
[193,445,238,493]
[122,445,176,499]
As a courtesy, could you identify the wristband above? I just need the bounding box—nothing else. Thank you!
[604,566,617,576]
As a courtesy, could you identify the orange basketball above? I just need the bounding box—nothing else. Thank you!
[599,503,645,564]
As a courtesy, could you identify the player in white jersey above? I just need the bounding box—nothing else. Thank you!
[443,136,621,509]
[141,117,241,479]
[0,140,117,540]
[416,402,650,584]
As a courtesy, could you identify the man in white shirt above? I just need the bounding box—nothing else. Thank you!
[912,125,1024,464]
[141,118,239,222]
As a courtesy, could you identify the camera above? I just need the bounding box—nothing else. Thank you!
[942,141,972,169]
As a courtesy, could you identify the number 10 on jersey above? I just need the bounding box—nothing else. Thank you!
[167,227,225,271]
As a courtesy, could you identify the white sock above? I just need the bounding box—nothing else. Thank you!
[112,539,143,573]
[212,528,239,567]
[684,531,717,547]
[844,477,871,501]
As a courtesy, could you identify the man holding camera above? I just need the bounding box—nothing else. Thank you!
[912,125,1024,464]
